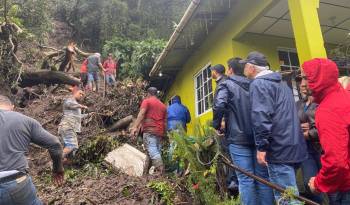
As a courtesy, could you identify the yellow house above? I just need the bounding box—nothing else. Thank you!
[149,0,350,134]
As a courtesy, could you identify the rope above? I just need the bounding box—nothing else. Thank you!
[194,136,320,205]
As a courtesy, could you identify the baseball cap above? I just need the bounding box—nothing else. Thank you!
[239,51,268,67]
[147,87,158,95]
[210,64,225,74]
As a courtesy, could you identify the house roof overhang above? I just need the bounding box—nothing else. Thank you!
[150,0,350,93]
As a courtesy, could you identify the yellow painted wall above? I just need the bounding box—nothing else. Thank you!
[232,33,297,70]
[167,31,297,135]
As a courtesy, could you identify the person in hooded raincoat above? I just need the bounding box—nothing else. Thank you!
[303,58,350,205]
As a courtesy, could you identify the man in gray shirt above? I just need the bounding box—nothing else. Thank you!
[58,88,88,163]
[0,95,64,205]
[87,53,106,92]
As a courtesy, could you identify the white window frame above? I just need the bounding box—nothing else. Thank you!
[194,62,213,117]
[277,47,300,101]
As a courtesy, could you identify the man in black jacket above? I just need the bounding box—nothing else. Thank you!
[296,77,323,203]
[212,60,274,205]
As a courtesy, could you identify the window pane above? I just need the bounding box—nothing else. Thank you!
[207,67,211,80]
[203,69,207,81]
[278,51,290,66]
[280,66,291,71]
[197,88,204,101]
[196,89,201,101]
[209,94,213,107]
[197,101,202,115]
[208,80,213,93]
[289,52,299,66]
[204,82,208,95]
[204,96,209,111]
[196,75,201,88]
[200,101,204,114]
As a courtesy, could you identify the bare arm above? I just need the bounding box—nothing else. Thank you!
[99,63,106,72]
[133,108,147,130]
[30,120,63,174]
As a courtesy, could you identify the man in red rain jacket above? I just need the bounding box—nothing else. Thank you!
[303,58,350,204]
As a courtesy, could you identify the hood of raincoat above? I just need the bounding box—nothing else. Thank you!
[302,58,341,103]
[229,75,251,91]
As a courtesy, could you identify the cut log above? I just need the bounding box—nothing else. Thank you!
[74,46,93,57]
[104,144,148,177]
[108,115,134,132]
[19,71,80,88]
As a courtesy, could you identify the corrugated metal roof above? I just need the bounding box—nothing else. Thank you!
[150,0,234,92]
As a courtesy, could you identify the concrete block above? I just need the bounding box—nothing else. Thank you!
[104,143,148,177]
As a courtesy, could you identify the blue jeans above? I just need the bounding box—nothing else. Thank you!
[328,191,350,205]
[87,71,99,82]
[105,74,116,86]
[143,133,162,164]
[88,71,99,91]
[267,163,301,204]
[301,150,323,203]
[229,144,274,205]
[0,176,42,205]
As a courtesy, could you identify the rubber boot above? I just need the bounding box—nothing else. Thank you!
[152,159,164,176]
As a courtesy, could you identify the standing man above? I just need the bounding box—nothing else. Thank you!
[103,53,117,87]
[130,87,167,174]
[167,95,191,173]
[58,87,88,163]
[80,58,88,89]
[213,59,274,205]
[242,51,307,204]
[211,64,228,98]
[167,95,191,131]
[296,77,323,204]
[303,58,350,205]
[87,53,106,92]
[0,95,64,205]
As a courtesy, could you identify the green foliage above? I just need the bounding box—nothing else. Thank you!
[74,135,120,165]
[53,0,189,48]
[169,124,240,205]
[0,3,23,26]
[279,187,305,205]
[102,37,165,79]
[148,180,175,205]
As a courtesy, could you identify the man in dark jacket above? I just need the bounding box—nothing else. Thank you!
[213,60,274,205]
[167,95,191,131]
[296,77,323,203]
[242,51,307,204]
[303,59,350,205]
[211,64,228,100]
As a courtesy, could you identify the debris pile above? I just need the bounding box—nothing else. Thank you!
[21,80,192,205]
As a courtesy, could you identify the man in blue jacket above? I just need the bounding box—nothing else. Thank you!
[167,95,191,131]
[241,51,307,204]
[213,60,274,205]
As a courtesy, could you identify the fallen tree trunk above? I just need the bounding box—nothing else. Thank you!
[19,71,80,88]
[108,115,134,132]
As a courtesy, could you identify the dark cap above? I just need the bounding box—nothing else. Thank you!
[210,64,225,74]
[147,87,158,96]
[239,51,268,67]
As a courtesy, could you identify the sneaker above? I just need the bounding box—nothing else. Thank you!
[227,181,238,190]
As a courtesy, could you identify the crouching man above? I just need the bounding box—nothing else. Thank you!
[0,95,64,205]
[131,87,167,174]
[58,87,88,163]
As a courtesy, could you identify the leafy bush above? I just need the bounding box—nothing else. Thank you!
[148,180,175,205]
[169,124,240,205]
[74,135,120,165]
[102,37,165,79]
